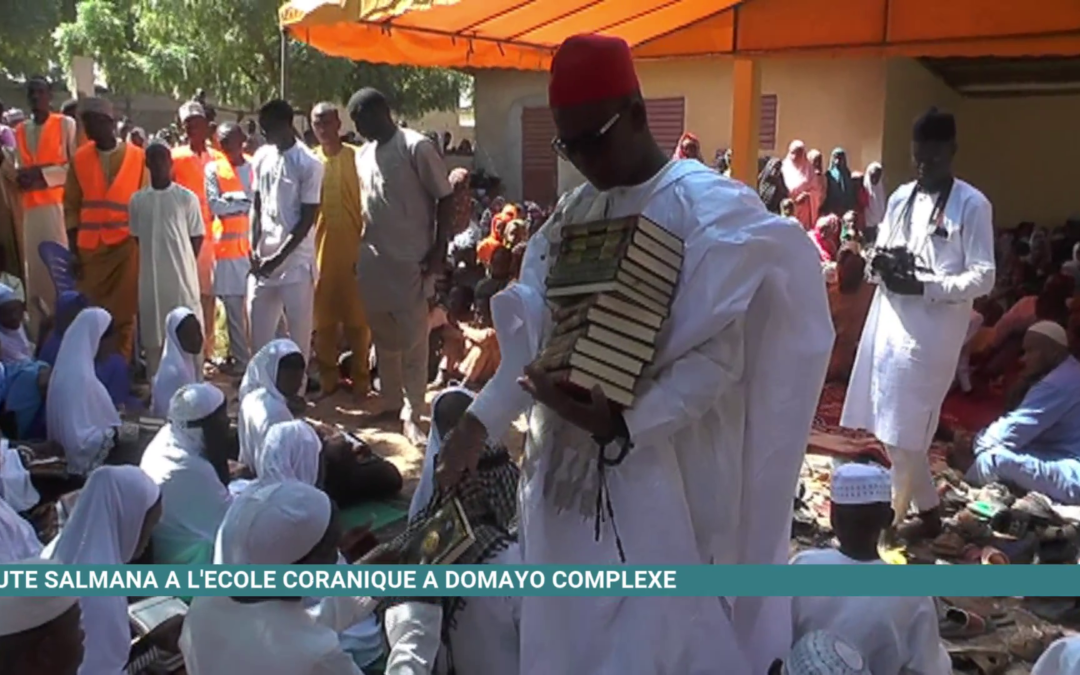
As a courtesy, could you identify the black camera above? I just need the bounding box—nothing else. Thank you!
[870,246,919,283]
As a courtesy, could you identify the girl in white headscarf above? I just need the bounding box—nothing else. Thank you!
[183,481,375,675]
[45,307,122,476]
[0,283,32,364]
[238,339,305,471]
[258,420,322,485]
[140,383,231,564]
[44,465,162,675]
[862,162,886,235]
[150,307,203,417]
[0,495,42,562]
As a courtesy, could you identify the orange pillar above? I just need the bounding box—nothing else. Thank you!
[730,57,761,186]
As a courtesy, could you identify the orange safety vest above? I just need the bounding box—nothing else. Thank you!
[73,143,145,250]
[14,114,67,209]
[210,156,252,260]
[171,146,215,229]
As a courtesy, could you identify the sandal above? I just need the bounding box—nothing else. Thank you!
[1013,493,1061,525]
[948,646,1011,675]
[940,607,991,639]
[930,531,968,558]
[1007,627,1063,662]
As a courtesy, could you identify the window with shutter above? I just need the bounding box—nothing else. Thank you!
[521,106,558,207]
[760,94,779,151]
[644,98,686,157]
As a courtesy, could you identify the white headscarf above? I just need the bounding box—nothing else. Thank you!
[45,307,121,475]
[150,307,199,417]
[44,465,160,675]
[781,140,813,193]
[238,339,302,469]
[139,383,230,564]
[213,480,331,564]
[0,497,42,562]
[410,386,474,520]
[0,284,32,365]
[0,438,40,512]
[1033,636,1080,675]
[863,162,886,230]
[258,420,322,485]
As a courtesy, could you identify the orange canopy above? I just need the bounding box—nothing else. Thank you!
[281,0,1080,70]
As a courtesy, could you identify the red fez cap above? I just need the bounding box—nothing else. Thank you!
[548,34,640,108]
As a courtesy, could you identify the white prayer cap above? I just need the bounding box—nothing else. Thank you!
[783,631,871,675]
[0,559,78,636]
[79,97,114,120]
[258,420,322,486]
[831,463,891,506]
[214,480,331,564]
[1028,320,1069,347]
[169,383,225,425]
[0,283,19,305]
[179,101,206,122]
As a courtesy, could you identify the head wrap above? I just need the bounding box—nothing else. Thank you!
[79,97,115,120]
[784,631,871,675]
[549,34,640,109]
[150,307,199,417]
[1028,320,1069,347]
[2,108,25,126]
[913,107,956,143]
[167,382,226,450]
[214,480,331,564]
[0,559,77,636]
[831,463,891,505]
[45,307,122,475]
[179,101,206,122]
[258,420,322,485]
[0,497,43,563]
[239,338,302,402]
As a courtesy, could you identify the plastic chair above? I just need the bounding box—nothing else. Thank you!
[37,241,77,299]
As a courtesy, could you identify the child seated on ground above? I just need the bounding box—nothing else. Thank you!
[438,284,500,390]
[790,463,951,675]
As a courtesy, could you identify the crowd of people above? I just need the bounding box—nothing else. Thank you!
[2,30,1080,675]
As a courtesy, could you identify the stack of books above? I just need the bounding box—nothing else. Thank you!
[538,215,683,407]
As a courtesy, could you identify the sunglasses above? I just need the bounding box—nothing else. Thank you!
[551,111,622,161]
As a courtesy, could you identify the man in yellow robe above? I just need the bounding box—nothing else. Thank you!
[63,97,147,361]
[310,102,371,398]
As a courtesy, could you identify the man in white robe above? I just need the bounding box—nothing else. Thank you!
[841,107,995,540]
[7,77,77,335]
[791,463,952,675]
[129,142,204,378]
[437,34,835,675]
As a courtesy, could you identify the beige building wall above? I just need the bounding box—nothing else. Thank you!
[882,59,1079,229]
[474,57,887,200]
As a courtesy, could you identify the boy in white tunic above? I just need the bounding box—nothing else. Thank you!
[791,463,952,675]
[129,142,204,378]
[437,34,835,675]
[841,108,995,540]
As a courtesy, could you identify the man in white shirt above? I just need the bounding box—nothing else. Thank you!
[841,107,995,541]
[791,463,952,675]
[437,34,834,675]
[348,88,455,444]
[129,142,204,378]
[249,100,324,377]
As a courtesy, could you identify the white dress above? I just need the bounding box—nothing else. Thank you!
[468,160,835,675]
[129,183,205,377]
[790,549,952,675]
[841,179,995,453]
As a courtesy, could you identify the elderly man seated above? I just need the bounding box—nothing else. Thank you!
[964,321,1080,505]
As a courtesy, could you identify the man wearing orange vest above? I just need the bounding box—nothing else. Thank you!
[11,77,78,334]
[204,122,253,374]
[63,97,147,361]
[172,101,218,362]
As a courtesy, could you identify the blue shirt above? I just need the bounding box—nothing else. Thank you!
[974,356,1080,461]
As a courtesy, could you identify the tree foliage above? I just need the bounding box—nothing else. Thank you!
[38,0,466,116]
[0,0,64,78]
